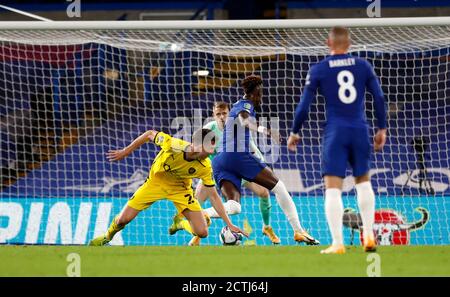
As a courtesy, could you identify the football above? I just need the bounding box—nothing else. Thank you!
[219,226,243,246]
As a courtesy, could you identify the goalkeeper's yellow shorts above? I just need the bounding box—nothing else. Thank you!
[127,180,202,214]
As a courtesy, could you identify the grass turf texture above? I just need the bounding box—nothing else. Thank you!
[0,245,449,277]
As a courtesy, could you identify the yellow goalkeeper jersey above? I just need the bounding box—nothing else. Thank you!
[148,132,215,190]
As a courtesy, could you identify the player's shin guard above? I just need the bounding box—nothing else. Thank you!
[355,181,376,238]
[106,215,125,240]
[259,198,271,226]
[325,188,344,245]
[272,180,303,232]
[204,200,241,218]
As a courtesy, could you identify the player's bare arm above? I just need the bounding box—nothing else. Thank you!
[203,186,248,237]
[106,130,159,161]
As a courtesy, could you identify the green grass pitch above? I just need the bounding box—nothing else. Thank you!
[0,245,449,276]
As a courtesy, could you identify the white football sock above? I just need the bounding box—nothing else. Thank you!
[204,200,241,218]
[325,188,344,246]
[355,181,376,238]
[271,180,303,232]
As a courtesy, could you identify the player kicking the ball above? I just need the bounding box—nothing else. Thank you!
[89,128,246,246]
[211,75,319,245]
[170,101,280,245]
[287,26,387,254]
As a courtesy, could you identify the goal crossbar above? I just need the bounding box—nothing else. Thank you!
[2,17,450,31]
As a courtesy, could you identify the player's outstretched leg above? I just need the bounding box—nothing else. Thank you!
[193,180,242,219]
[244,181,280,244]
[202,200,241,218]
[89,205,139,246]
[197,177,242,219]
[355,175,376,252]
[252,167,319,245]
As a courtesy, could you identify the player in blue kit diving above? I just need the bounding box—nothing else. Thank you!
[287,26,387,254]
[213,75,319,245]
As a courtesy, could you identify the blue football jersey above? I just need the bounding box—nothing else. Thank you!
[291,53,387,132]
[221,98,256,153]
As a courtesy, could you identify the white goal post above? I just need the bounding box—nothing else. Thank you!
[0,17,449,246]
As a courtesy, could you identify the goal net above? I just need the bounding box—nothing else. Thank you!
[0,19,449,246]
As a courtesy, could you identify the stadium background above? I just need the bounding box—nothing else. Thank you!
[1,0,449,246]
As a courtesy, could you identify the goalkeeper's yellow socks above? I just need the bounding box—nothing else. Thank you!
[106,216,124,240]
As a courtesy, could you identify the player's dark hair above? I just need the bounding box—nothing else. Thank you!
[213,101,230,110]
[192,128,216,146]
[241,75,263,95]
